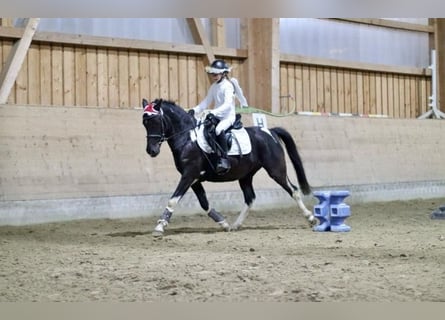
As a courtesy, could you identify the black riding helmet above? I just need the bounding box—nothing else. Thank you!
[205,59,231,74]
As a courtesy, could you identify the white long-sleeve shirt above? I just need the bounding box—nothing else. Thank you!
[193,77,248,119]
[194,77,236,123]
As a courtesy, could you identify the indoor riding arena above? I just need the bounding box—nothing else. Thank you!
[1,18,445,302]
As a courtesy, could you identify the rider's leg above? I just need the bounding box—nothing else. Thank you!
[215,121,231,174]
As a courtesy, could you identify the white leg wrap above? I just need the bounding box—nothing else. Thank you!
[292,191,315,225]
[218,220,231,231]
[154,219,168,233]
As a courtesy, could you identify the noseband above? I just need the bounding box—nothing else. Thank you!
[144,113,166,144]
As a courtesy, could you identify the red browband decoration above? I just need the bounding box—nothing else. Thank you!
[143,102,159,115]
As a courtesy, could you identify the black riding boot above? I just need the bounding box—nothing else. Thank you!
[215,132,231,175]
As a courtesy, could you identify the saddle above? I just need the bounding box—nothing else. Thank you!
[203,113,243,153]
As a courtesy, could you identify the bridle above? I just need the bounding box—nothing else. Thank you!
[144,112,168,147]
[143,103,195,145]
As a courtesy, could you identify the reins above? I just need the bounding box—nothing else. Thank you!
[145,112,195,143]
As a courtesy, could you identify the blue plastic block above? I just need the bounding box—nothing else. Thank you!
[312,190,352,232]
[313,191,331,231]
[330,190,350,204]
[330,203,351,218]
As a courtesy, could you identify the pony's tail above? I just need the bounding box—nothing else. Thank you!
[271,127,311,195]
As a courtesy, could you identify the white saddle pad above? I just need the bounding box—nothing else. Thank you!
[190,125,252,155]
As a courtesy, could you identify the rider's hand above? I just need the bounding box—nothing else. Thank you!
[188,109,195,117]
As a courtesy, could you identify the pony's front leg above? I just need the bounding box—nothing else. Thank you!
[191,182,230,231]
[153,176,194,237]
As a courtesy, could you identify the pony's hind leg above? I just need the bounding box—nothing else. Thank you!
[232,175,256,230]
[267,168,315,227]
[288,178,316,226]
[191,182,230,231]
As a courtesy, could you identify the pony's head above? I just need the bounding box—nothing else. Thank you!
[142,98,164,157]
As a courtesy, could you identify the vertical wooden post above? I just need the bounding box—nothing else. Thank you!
[435,18,445,111]
[210,18,226,48]
[0,18,40,104]
[246,18,280,113]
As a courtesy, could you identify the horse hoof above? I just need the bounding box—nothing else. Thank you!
[308,217,318,227]
[152,230,164,237]
[218,220,231,231]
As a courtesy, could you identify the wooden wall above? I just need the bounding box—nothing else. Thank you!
[1,29,431,118]
[0,39,248,110]
[280,63,431,117]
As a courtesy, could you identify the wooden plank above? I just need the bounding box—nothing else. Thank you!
[280,65,289,112]
[316,66,324,112]
[0,26,246,58]
[381,74,389,116]
[159,53,169,98]
[418,76,428,116]
[177,54,188,108]
[139,51,150,107]
[295,65,303,111]
[281,53,431,76]
[149,53,160,99]
[411,77,418,117]
[118,49,129,108]
[387,74,394,118]
[375,73,382,115]
[27,44,40,105]
[128,50,140,109]
[51,44,63,106]
[63,45,75,106]
[86,47,98,107]
[356,72,364,115]
[404,76,411,118]
[107,49,119,108]
[393,75,400,118]
[196,58,208,103]
[398,75,405,118]
[187,56,197,107]
[15,42,28,104]
[343,70,352,114]
[287,64,296,113]
[2,41,16,104]
[0,18,39,104]
[75,46,87,106]
[0,19,14,27]
[369,73,376,115]
[363,73,370,114]
[97,48,108,107]
[330,68,338,113]
[302,65,310,111]
[40,43,52,105]
[331,18,434,33]
[168,54,179,103]
[309,66,317,111]
[350,71,358,114]
[337,69,345,113]
[436,19,445,114]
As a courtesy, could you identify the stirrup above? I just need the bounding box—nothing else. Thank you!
[216,158,231,175]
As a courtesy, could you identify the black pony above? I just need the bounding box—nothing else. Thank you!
[142,98,315,236]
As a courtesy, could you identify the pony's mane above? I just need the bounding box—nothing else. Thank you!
[153,98,182,109]
[154,98,187,116]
